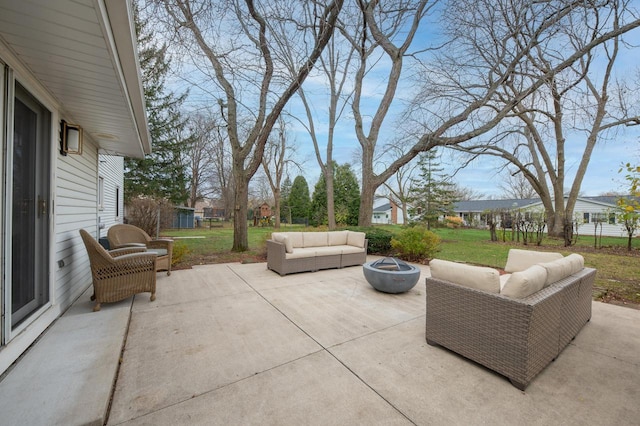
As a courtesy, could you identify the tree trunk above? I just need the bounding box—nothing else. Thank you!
[232,168,249,252]
[326,163,336,230]
[273,188,281,229]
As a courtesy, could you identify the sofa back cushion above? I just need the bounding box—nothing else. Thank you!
[328,230,349,246]
[566,253,585,274]
[303,232,329,248]
[283,232,304,248]
[501,265,547,298]
[538,257,574,286]
[429,259,500,294]
[346,231,366,248]
[271,233,293,253]
[504,249,563,273]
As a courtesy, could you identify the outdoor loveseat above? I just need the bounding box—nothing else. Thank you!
[107,224,174,275]
[267,230,368,276]
[426,249,595,390]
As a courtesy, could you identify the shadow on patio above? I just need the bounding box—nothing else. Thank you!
[1,260,639,425]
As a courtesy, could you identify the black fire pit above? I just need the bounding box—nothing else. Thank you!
[362,257,420,294]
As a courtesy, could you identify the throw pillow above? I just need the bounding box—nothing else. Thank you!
[501,265,547,298]
[504,249,563,273]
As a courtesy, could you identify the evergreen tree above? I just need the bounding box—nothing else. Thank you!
[310,163,360,227]
[280,175,293,223]
[408,151,458,229]
[289,176,311,224]
[124,8,191,205]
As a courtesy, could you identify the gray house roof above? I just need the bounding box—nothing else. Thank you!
[453,196,637,213]
[373,203,392,212]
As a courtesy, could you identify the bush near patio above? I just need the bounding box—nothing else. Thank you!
[390,225,441,263]
[162,224,639,306]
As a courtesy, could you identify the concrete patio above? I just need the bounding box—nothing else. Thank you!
[1,259,639,425]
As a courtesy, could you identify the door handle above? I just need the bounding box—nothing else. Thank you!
[38,196,47,218]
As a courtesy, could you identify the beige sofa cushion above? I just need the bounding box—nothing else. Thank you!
[303,232,328,248]
[346,231,366,248]
[429,259,500,294]
[539,257,573,286]
[566,253,585,274]
[501,265,547,298]
[271,233,293,253]
[504,249,563,273]
[328,230,349,246]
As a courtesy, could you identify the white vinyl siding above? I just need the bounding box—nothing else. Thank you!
[54,140,99,311]
[98,154,124,236]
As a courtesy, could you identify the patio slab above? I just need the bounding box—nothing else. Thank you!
[1,260,639,425]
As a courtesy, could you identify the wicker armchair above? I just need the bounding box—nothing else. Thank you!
[80,229,157,312]
[107,224,173,275]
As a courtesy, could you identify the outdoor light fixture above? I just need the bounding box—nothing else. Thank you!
[60,120,83,155]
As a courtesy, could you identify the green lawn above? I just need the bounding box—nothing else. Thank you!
[163,224,640,306]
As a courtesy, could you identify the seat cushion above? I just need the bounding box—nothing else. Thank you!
[146,248,168,257]
[429,259,500,293]
[501,265,547,298]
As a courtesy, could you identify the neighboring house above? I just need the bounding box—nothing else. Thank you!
[372,201,404,225]
[453,196,638,237]
[0,0,150,375]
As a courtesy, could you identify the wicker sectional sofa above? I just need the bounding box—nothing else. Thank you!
[426,249,595,390]
[267,230,368,276]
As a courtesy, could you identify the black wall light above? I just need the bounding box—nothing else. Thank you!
[60,120,83,155]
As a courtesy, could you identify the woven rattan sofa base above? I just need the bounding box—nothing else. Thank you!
[425,268,596,390]
[266,239,368,276]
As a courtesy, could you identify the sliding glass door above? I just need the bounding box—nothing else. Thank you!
[8,82,51,328]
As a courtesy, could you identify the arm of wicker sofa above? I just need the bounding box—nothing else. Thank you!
[426,277,566,390]
[267,239,287,275]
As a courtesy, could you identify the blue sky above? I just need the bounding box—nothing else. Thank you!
[170,5,640,201]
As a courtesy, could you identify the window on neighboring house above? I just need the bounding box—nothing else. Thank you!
[591,212,607,223]
[98,176,104,210]
[115,186,120,218]
[609,213,616,224]
[583,212,589,224]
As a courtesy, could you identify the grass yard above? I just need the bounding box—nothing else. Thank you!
[163,223,640,307]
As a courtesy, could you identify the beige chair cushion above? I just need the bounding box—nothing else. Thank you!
[303,232,328,248]
[271,233,293,253]
[504,249,563,273]
[328,230,349,246]
[346,231,366,248]
[429,259,500,294]
[285,232,304,248]
[501,265,547,298]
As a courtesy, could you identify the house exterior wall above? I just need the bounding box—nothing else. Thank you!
[98,154,125,238]
[0,44,120,375]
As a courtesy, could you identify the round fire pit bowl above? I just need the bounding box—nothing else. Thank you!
[362,257,420,294]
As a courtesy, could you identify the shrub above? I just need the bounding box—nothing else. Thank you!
[126,197,174,236]
[445,216,464,228]
[346,226,395,255]
[390,225,440,262]
[171,241,189,266]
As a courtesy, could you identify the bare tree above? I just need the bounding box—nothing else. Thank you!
[499,170,538,200]
[186,112,219,208]
[261,117,301,228]
[152,0,343,250]
[348,0,640,227]
[278,3,359,230]
[447,0,640,237]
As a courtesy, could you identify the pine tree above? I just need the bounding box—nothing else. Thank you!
[310,163,360,226]
[280,176,293,223]
[289,176,311,224]
[408,151,458,229]
[124,8,191,206]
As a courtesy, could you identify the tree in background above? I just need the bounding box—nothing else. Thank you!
[279,176,293,224]
[288,176,311,225]
[125,8,191,206]
[152,0,343,251]
[408,151,457,230]
[617,163,640,251]
[311,163,360,226]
